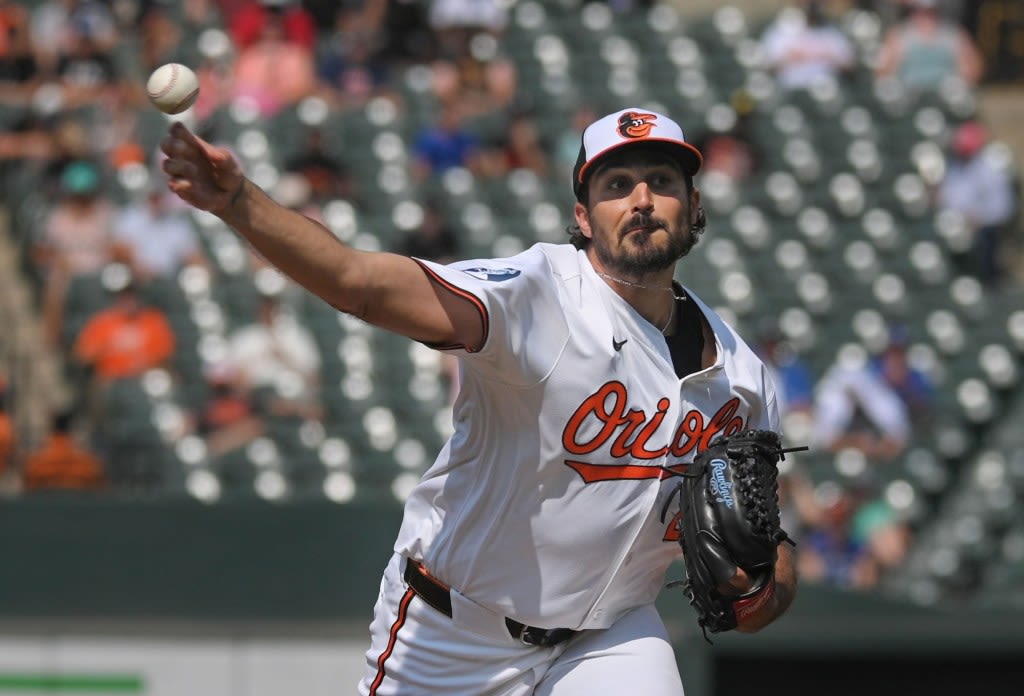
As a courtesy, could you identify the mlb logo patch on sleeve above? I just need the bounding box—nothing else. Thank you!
[462,267,522,282]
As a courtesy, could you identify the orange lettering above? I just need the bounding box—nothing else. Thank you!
[662,511,682,542]
[671,398,744,455]
[563,382,629,455]
[628,397,671,459]
[564,384,673,460]
[609,408,647,458]
[562,383,749,551]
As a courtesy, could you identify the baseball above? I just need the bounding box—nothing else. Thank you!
[146,63,199,115]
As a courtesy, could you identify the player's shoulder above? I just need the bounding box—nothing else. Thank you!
[448,243,579,282]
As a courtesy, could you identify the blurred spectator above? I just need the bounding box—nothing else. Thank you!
[136,2,184,74]
[0,378,15,479]
[754,320,816,419]
[25,115,91,192]
[54,16,119,107]
[760,0,856,91]
[34,159,113,276]
[398,199,461,263]
[0,111,55,167]
[875,0,984,92]
[225,0,316,50]
[426,58,462,105]
[555,104,597,183]
[112,186,208,283]
[315,0,392,110]
[282,128,359,210]
[693,91,761,183]
[777,465,821,543]
[427,0,508,60]
[412,100,481,178]
[868,326,937,429]
[456,55,526,120]
[100,95,150,174]
[374,0,437,65]
[21,408,104,490]
[30,0,118,77]
[503,111,549,176]
[813,356,911,461]
[851,498,912,577]
[195,361,266,458]
[484,56,531,116]
[71,279,176,384]
[192,56,234,123]
[33,159,116,347]
[228,293,323,420]
[796,480,880,589]
[936,120,1018,285]
[0,0,39,102]
[231,3,318,118]
[478,111,550,179]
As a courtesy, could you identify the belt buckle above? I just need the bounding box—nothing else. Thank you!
[516,624,545,646]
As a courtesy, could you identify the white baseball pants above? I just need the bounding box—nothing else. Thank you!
[358,553,685,695]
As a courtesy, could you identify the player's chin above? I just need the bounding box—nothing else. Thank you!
[620,230,666,256]
[624,230,677,256]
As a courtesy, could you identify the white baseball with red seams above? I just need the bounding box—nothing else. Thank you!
[146,63,199,115]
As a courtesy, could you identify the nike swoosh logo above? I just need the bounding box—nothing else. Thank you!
[612,338,628,352]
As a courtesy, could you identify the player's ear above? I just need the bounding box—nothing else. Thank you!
[689,189,703,229]
[574,201,593,240]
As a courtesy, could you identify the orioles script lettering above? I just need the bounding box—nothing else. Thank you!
[562,381,745,462]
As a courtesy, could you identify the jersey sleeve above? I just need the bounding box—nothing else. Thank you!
[412,247,571,387]
[761,364,783,432]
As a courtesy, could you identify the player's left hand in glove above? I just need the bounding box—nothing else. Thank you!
[665,429,805,639]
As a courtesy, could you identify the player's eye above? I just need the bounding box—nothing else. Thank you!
[650,171,678,187]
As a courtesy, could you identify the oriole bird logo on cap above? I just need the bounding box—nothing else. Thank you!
[618,112,657,138]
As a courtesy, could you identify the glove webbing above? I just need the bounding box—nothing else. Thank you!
[730,446,796,547]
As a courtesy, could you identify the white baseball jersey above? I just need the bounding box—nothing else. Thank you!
[395,242,780,631]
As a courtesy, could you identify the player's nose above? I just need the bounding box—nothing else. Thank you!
[629,182,655,213]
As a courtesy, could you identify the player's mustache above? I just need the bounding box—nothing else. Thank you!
[619,214,666,236]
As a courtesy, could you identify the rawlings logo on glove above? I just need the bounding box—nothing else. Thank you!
[709,458,735,508]
[662,429,806,640]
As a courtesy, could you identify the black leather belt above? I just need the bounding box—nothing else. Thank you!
[403,560,579,648]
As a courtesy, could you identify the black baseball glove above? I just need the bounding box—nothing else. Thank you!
[665,429,804,638]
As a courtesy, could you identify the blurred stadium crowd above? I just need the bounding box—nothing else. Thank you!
[0,0,1022,611]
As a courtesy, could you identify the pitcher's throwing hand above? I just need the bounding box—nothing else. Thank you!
[160,123,245,215]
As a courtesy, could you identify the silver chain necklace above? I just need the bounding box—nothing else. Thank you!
[596,271,687,302]
[660,299,676,335]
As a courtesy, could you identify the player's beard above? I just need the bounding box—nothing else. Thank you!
[590,210,698,277]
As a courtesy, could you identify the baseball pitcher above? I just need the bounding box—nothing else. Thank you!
[160,107,799,695]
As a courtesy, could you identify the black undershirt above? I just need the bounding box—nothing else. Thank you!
[665,296,705,379]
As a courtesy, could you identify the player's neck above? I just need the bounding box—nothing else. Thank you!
[595,270,684,299]
[592,264,685,335]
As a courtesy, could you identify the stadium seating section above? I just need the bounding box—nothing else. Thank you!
[4,2,1023,611]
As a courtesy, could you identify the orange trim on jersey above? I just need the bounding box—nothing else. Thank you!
[369,587,415,695]
[565,459,665,482]
[411,259,490,353]
[565,459,691,483]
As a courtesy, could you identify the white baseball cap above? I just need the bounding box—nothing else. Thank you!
[572,108,703,200]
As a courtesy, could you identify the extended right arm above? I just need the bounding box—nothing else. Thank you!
[160,123,484,350]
